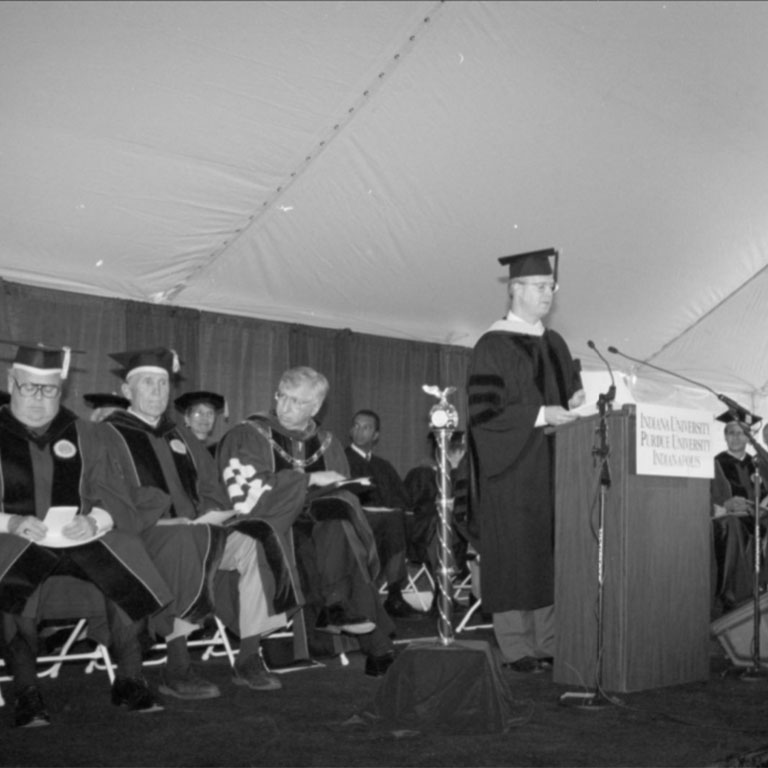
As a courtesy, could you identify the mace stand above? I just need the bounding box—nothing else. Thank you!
[372,385,519,733]
[434,425,455,645]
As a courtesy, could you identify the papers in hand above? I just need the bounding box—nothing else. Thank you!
[41,506,106,548]
[193,509,240,526]
[330,477,372,492]
[569,401,599,418]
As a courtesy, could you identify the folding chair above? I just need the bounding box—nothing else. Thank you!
[378,559,436,612]
[454,550,492,632]
[401,561,436,612]
[0,577,117,708]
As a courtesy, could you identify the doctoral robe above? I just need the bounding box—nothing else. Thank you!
[467,327,580,613]
[217,413,393,646]
[104,410,296,631]
[0,405,174,637]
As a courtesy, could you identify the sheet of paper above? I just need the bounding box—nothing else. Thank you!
[335,477,372,489]
[40,506,107,548]
[569,401,599,418]
[193,509,239,526]
[43,505,78,531]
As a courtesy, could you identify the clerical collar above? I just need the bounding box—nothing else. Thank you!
[350,444,372,462]
[486,311,545,337]
[128,407,162,429]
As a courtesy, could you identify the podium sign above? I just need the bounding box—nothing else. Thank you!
[635,404,715,479]
[553,405,711,693]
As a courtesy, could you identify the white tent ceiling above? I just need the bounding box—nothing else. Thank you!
[2,0,768,407]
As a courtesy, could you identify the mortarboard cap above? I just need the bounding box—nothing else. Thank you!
[716,407,762,427]
[498,248,559,282]
[83,392,129,410]
[0,340,81,380]
[174,390,227,419]
[109,347,181,380]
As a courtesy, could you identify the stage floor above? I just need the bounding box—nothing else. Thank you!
[2,607,768,767]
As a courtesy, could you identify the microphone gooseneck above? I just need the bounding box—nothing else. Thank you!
[607,345,762,426]
[588,340,616,404]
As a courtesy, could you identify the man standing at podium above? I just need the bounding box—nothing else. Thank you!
[467,248,584,672]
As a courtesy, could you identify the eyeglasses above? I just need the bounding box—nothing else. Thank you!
[188,407,215,418]
[514,280,559,294]
[275,391,316,409]
[12,377,61,399]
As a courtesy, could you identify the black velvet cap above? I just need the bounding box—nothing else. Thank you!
[499,248,558,282]
[716,407,762,426]
[0,340,82,380]
[83,393,129,410]
[109,347,180,379]
[174,390,225,413]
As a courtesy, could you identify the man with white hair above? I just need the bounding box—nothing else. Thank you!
[0,341,174,726]
[217,366,397,677]
[103,347,297,698]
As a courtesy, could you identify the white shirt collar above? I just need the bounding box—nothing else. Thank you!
[128,407,162,428]
[486,310,545,337]
[350,443,372,461]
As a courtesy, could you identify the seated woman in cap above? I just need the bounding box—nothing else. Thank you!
[174,390,226,455]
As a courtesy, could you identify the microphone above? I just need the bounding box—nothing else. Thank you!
[587,340,616,404]
[607,345,762,427]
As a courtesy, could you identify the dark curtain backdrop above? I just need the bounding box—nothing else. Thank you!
[0,279,470,476]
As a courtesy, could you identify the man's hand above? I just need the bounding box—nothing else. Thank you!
[8,514,47,542]
[724,496,752,516]
[62,515,98,541]
[308,471,346,487]
[543,405,579,427]
[568,389,587,409]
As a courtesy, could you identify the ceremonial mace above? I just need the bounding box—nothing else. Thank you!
[373,385,516,732]
[423,384,460,644]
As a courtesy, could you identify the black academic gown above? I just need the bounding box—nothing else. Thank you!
[467,326,581,613]
[0,405,174,638]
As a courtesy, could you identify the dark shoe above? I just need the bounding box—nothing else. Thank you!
[316,604,375,635]
[503,656,544,674]
[14,685,50,728]
[365,651,396,677]
[537,656,554,669]
[158,667,221,700]
[111,675,164,712]
[233,653,282,691]
[383,593,420,619]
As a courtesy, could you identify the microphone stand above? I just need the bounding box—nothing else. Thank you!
[561,356,616,709]
[739,429,768,680]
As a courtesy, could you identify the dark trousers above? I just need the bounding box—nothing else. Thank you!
[1,557,144,694]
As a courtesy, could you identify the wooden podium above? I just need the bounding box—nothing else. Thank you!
[553,405,711,692]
